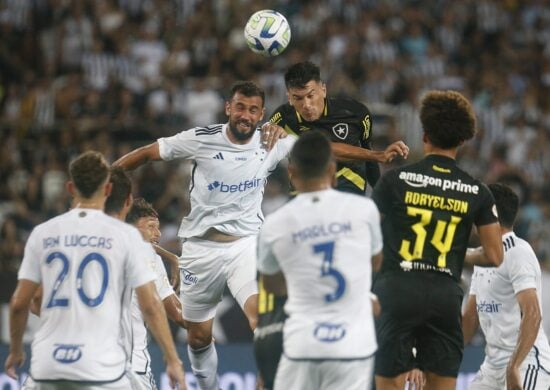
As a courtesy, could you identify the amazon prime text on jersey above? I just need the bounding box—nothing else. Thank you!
[399,171,479,194]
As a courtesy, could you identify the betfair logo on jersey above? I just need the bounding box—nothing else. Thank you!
[207,178,263,193]
[476,300,502,313]
[53,344,82,364]
[399,171,480,194]
[314,322,347,342]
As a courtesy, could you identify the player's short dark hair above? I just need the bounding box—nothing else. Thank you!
[126,198,159,225]
[488,183,519,229]
[230,81,265,106]
[420,90,476,149]
[104,166,132,215]
[290,130,333,179]
[284,61,322,89]
[69,151,109,198]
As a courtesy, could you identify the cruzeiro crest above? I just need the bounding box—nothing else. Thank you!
[332,123,348,140]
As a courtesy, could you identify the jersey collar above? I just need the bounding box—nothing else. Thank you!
[424,154,457,165]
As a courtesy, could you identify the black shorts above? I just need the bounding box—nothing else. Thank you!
[372,271,464,378]
[253,296,287,390]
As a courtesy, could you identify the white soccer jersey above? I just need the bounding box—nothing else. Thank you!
[18,208,156,382]
[257,189,382,360]
[130,253,175,373]
[158,124,296,238]
[470,232,550,370]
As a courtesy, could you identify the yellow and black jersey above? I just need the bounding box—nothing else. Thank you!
[372,154,498,282]
[269,97,379,195]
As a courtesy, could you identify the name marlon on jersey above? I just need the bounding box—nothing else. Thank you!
[207,178,263,193]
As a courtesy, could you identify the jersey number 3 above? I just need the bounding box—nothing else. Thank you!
[313,241,346,303]
[46,251,109,308]
[399,206,462,268]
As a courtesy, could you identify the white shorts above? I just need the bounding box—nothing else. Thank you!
[470,359,550,390]
[28,372,135,390]
[131,370,157,390]
[274,355,374,390]
[179,236,258,322]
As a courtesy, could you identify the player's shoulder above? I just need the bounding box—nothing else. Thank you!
[269,103,296,125]
[504,234,537,260]
[188,123,224,137]
[327,97,370,116]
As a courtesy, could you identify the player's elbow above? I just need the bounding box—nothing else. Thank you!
[10,295,30,316]
[485,245,503,267]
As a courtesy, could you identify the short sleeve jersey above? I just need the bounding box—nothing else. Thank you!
[269,97,375,194]
[470,233,550,370]
[372,154,497,282]
[158,124,296,238]
[18,208,156,382]
[130,253,175,373]
[257,189,382,359]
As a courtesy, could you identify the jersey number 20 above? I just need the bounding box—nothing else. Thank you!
[46,251,109,308]
[313,241,346,303]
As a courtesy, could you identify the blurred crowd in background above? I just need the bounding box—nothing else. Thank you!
[0,0,549,336]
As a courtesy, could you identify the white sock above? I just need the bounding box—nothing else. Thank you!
[188,342,219,390]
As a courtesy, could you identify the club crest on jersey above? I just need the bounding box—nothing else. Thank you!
[332,123,348,140]
[53,344,83,363]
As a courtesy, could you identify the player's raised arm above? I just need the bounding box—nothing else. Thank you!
[465,222,504,268]
[135,281,186,389]
[331,141,409,163]
[113,142,161,171]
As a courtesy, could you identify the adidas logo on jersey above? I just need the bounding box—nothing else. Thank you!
[213,152,224,160]
[207,178,263,193]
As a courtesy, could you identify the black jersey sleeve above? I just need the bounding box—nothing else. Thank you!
[371,171,392,215]
[356,101,380,186]
[474,183,499,226]
[269,104,300,136]
[269,107,285,126]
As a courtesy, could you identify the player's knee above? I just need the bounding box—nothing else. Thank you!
[187,329,213,349]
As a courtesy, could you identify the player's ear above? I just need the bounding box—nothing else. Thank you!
[225,101,231,116]
[104,181,113,198]
[328,160,337,187]
[66,181,75,196]
[288,163,296,186]
[320,82,327,97]
[125,193,133,209]
[259,107,265,121]
[286,91,292,106]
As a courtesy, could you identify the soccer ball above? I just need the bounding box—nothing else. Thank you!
[244,10,291,57]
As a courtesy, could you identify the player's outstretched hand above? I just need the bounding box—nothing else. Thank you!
[261,123,287,151]
[166,358,187,389]
[5,349,25,379]
[405,368,425,389]
[382,141,409,163]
